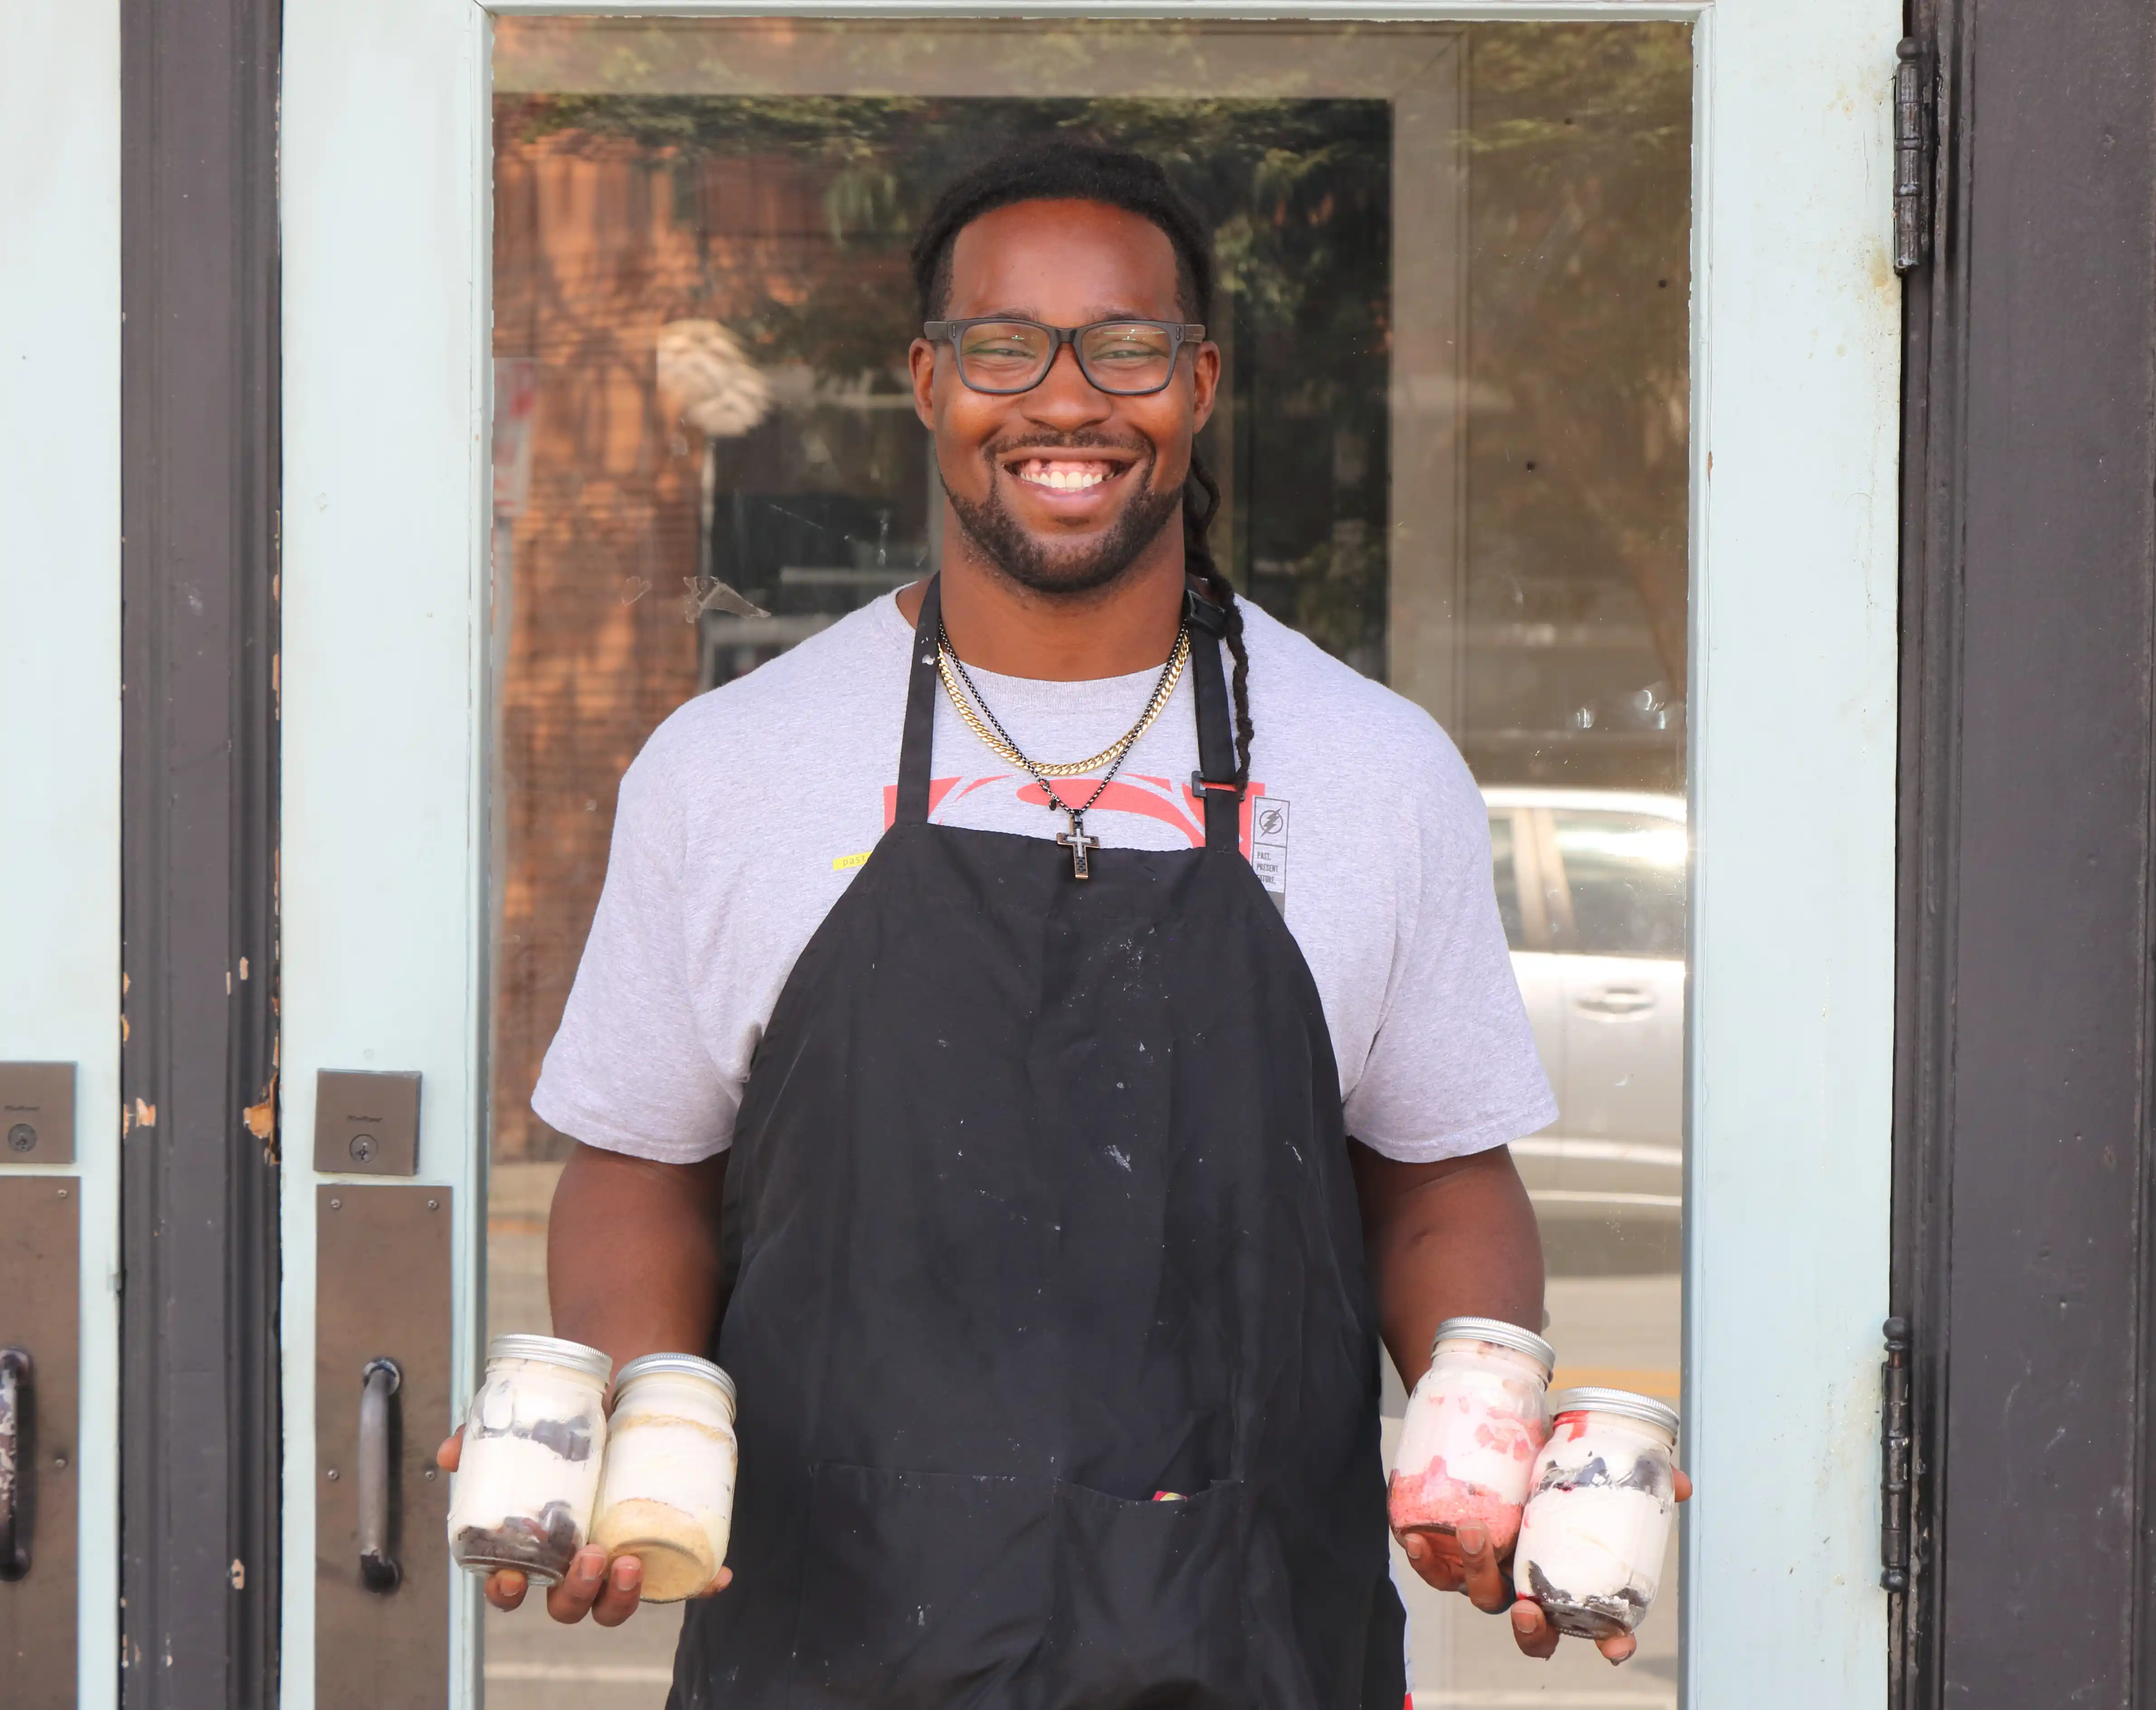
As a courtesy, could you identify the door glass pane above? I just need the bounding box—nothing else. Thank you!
[486,19,1690,1707]
[1552,810,1689,959]
[1488,812,1526,953]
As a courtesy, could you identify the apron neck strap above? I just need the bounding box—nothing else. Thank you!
[1185,586,1244,855]
[896,574,943,826]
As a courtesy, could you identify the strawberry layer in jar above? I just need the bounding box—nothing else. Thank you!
[1387,1316,1554,1551]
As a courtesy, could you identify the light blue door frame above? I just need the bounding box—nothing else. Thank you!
[0,5,122,1706]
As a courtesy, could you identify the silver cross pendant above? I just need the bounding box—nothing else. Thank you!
[1056,809,1099,880]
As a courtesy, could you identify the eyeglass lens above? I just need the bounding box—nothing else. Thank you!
[956,321,1179,393]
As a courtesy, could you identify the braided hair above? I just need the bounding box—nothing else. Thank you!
[912,139,1254,787]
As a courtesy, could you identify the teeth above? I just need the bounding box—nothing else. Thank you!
[1017,460,1113,492]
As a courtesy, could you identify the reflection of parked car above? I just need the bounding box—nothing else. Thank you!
[1484,789,1686,1272]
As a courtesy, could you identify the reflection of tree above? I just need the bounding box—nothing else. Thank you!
[1465,25,1693,701]
[498,94,1392,664]
[502,94,1384,364]
[499,26,1694,702]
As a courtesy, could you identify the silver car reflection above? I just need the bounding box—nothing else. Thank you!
[1485,789,1686,1274]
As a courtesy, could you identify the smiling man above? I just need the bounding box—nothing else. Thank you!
[450,141,1639,1706]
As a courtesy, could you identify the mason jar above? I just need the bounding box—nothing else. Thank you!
[447,1334,612,1585]
[1388,1316,1555,1551]
[591,1352,739,1602]
[1513,1387,1681,1639]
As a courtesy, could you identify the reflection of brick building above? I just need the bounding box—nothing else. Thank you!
[489,129,844,1160]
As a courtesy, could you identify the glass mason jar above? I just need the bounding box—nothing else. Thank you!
[447,1334,612,1585]
[1514,1387,1681,1639]
[1388,1316,1555,1551]
[591,1352,739,1602]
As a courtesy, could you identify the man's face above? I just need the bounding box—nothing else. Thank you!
[910,198,1220,598]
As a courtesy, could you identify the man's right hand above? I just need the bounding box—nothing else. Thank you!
[434,1428,732,1624]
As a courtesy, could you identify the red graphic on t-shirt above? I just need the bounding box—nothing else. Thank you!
[882,773,1267,856]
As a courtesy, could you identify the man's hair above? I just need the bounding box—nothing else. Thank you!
[910,139,1252,786]
[909,139,1215,326]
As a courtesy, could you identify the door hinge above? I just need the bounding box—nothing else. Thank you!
[1893,39,1935,275]
[1880,1316,1912,1590]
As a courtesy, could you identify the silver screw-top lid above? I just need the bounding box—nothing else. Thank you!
[1549,1386,1680,1437]
[610,1351,738,1415]
[485,1333,612,1384]
[1431,1315,1556,1375]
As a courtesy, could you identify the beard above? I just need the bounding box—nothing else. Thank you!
[942,436,1183,599]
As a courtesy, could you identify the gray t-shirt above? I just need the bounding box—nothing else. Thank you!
[532,594,1556,1164]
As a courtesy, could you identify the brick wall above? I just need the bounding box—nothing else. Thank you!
[489,130,851,1159]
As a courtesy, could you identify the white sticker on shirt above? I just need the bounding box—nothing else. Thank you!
[1250,796,1289,911]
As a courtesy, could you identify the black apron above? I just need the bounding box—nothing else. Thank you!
[670,577,1405,1709]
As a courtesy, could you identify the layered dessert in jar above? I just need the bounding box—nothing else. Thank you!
[591,1352,738,1603]
[1513,1387,1681,1640]
[1388,1316,1555,1552]
[447,1334,612,1585]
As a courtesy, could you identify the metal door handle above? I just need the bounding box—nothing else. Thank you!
[358,1358,402,1591]
[1578,987,1654,1015]
[0,1347,29,1581]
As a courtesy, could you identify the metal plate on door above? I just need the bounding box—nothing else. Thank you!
[317,1184,451,1710]
[0,1064,75,1166]
[313,1069,422,1176]
[0,1178,79,1709]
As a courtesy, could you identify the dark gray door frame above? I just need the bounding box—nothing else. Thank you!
[118,0,282,1705]
[1893,0,2156,1705]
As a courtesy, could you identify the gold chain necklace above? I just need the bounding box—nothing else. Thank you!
[935,625,1190,779]
[937,622,1191,879]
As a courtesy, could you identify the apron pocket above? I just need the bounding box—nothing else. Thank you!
[787,1462,1052,1710]
[1042,1479,1250,1709]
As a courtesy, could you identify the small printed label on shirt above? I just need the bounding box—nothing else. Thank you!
[832,850,871,871]
[1250,797,1288,910]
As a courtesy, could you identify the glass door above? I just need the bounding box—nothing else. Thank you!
[282,4,1901,1706]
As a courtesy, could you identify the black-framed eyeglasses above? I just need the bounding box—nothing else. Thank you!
[922,318,1208,397]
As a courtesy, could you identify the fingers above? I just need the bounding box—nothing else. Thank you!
[1509,1599,1560,1660]
[1596,1629,1639,1664]
[1396,1528,1466,1593]
[1454,1524,1513,1615]
[484,1550,658,1624]
[436,1428,463,1473]
[1504,1596,1640,1664]
[544,1547,614,1624]
[1674,1468,1693,1502]
[692,1566,735,1599]
[590,1556,645,1627]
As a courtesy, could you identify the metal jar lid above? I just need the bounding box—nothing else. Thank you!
[1549,1386,1680,1437]
[485,1333,612,1384]
[611,1351,738,1416]
[1431,1315,1556,1375]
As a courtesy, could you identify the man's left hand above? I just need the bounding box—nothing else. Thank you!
[1396,1468,1693,1664]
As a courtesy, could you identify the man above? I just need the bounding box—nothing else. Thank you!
[442,140,1681,1702]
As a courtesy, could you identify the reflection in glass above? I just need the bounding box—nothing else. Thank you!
[485,20,1690,1708]
[1553,810,1688,958]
